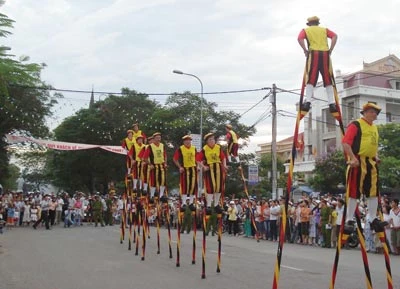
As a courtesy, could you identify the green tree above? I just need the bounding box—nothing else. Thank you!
[379,123,400,157]
[46,89,158,193]
[0,12,56,185]
[2,163,19,191]
[251,153,285,198]
[14,150,50,191]
[377,123,400,190]
[309,150,346,194]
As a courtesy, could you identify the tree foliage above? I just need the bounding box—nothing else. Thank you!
[309,150,346,194]
[250,153,286,199]
[0,13,56,187]
[42,90,256,194]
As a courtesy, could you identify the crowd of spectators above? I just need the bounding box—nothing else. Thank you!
[1,190,399,256]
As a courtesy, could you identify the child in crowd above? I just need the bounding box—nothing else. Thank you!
[30,204,38,224]
[6,202,15,229]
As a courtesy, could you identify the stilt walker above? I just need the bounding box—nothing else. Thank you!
[142,132,168,255]
[173,134,199,265]
[122,130,136,177]
[197,132,227,275]
[226,123,259,241]
[225,124,240,164]
[338,103,391,289]
[139,135,154,239]
[130,135,145,193]
[272,15,334,288]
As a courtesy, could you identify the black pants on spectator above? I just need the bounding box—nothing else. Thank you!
[33,210,50,229]
[49,210,56,226]
[228,219,238,235]
[19,211,24,226]
[270,220,277,241]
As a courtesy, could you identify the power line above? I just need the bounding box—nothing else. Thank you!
[9,83,270,96]
[277,109,342,128]
[276,69,400,94]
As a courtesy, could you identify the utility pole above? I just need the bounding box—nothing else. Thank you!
[271,84,277,198]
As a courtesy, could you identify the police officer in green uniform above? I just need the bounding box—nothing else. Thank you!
[181,199,192,234]
[93,195,104,227]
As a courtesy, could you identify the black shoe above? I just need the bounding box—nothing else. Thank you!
[214,205,223,214]
[370,218,388,233]
[300,101,311,112]
[180,204,187,213]
[33,225,37,230]
[343,220,355,235]
[329,103,339,113]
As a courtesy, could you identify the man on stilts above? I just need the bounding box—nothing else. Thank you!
[173,134,198,211]
[122,130,136,176]
[197,132,227,215]
[173,134,199,266]
[297,16,338,118]
[129,135,145,193]
[342,103,388,233]
[225,124,240,164]
[142,132,167,202]
[131,123,147,142]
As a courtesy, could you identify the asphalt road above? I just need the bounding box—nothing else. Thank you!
[0,224,399,289]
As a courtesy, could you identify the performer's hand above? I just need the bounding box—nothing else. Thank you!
[347,158,359,167]
[303,49,308,57]
[149,164,154,170]
[203,165,209,171]
[223,165,228,172]
[374,156,381,165]
[179,167,184,173]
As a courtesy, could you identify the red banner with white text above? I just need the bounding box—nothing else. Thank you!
[5,134,127,155]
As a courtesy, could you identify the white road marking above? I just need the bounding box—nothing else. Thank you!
[281,265,304,271]
[209,250,225,255]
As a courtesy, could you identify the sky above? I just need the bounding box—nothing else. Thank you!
[2,0,400,153]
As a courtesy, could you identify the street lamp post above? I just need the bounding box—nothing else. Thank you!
[173,69,204,194]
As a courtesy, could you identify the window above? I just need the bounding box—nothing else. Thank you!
[386,112,392,122]
[325,109,336,132]
[347,101,355,120]
[396,82,400,90]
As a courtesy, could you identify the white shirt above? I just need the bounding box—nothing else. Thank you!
[335,206,344,225]
[270,205,280,221]
[389,208,400,227]
[56,198,64,211]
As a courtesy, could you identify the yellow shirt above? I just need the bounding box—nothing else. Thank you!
[203,144,222,164]
[150,143,165,164]
[124,137,135,151]
[133,143,145,161]
[358,118,379,158]
[180,145,196,168]
[304,26,329,51]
